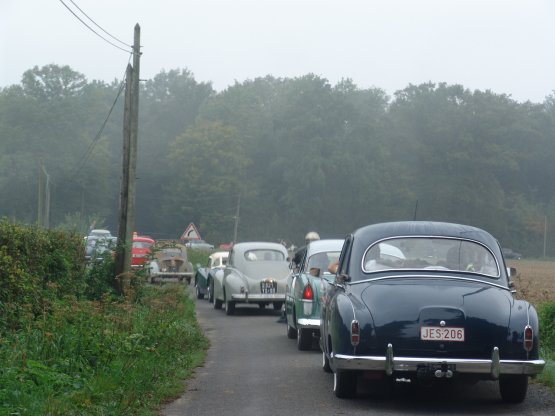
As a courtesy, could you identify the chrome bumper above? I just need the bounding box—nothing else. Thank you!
[231,293,285,302]
[297,318,320,330]
[332,345,545,378]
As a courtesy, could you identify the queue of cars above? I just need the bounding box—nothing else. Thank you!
[195,221,544,404]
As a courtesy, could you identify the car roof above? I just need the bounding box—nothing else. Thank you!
[133,236,155,243]
[209,251,229,260]
[231,241,288,255]
[306,239,344,256]
[353,221,498,245]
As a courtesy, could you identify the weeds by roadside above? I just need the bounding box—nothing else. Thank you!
[0,284,208,415]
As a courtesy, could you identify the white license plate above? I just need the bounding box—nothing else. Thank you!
[420,326,465,342]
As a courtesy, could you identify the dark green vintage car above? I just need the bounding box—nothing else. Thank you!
[320,221,545,402]
[194,251,229,300]
[284,239,344,350]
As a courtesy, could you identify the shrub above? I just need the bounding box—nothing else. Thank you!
[538,301,555,351]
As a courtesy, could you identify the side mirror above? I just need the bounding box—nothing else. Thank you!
[336,273,350,284]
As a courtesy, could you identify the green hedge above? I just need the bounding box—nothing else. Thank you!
[538,301,555,351]
[0,219,85,331]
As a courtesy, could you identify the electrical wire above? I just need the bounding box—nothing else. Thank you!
[67,0,131,48]
[70,77,126,179]
[58,0,132,54]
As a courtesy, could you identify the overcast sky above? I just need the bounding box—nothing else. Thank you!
[1,0,554,103]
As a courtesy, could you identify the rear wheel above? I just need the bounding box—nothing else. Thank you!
[225,296,235,315]
[258,303,266,309]
[213,291,222,310]
[297,328,312,351]
[499,375,528,403]
[287,323,297,339]
[322,351,332,373]
[195,284,204,300]
[333,370,357,398]
[207,280,213,302]
[273,302,283,311]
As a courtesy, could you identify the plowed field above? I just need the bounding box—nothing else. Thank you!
[507,259,555,305]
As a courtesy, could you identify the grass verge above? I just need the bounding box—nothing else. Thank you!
[0,284,208,415]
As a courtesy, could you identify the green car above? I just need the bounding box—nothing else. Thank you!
[284,239,344,350]
[194,251,229,300]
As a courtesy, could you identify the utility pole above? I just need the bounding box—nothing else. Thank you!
[233,193,240,243]
[37,160,51,228]
[116,24,141,278]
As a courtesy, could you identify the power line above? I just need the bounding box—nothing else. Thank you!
[58,0,132,54]
[70,77,126,179]
[67,0,131,48]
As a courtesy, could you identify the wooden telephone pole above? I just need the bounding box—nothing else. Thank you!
[116,24,141,278]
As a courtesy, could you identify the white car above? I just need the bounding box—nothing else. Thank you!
[212,242,289,315]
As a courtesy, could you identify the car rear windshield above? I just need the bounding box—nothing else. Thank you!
[305,251,341,274]
[244,249,285,262]
[362,237,500,278]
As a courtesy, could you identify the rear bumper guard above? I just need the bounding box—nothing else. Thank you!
[333,344,545,378]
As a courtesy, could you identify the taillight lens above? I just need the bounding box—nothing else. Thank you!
[524,325,533,352]
[351,320,360,346]
[302,284,314,300]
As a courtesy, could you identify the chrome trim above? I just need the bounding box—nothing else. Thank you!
[333,352,545,376]
[360,236,502,278]
[231,293,285,301]
[491,347,500,379]
[350,274,511,291]
[385,344,394,376]
[297,318,320,329]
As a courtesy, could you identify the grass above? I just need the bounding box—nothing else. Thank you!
[0,285,208,416]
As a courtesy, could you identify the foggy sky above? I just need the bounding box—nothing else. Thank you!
[1,0,554,103]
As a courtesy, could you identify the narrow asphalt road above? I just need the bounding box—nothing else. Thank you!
[161,287,555,416]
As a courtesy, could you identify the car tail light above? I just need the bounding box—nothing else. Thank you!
[524,325,533,352]
[302,284,314,300]
[351,320,360,346]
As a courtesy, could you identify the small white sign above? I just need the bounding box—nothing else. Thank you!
[180,223,201,241]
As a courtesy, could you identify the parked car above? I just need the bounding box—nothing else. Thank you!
[502,247,523,260]
[320,221,544,402]
[85,236,117,262]
[194,251,229,300]
[185,239,214,251]
[86,229,112,239]
[212,242,289,315]
[131,234,155,268]
[147,244,194,284]
[284,239,344,350]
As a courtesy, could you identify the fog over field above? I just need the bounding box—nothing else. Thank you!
[2,0,554,102]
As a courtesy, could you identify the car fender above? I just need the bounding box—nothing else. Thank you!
[329,291,357,357]
[508,299,541,358]
[212,269,225,300]
[223,269,248,297]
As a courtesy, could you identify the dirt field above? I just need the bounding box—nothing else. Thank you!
[507,259,555,305]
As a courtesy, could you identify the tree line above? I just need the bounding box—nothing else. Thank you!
[1,64,555,255]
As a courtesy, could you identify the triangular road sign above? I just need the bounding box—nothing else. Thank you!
[180,223,201,241]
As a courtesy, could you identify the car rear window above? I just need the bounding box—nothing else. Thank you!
[362,237,500,278]
[244,250,285,262]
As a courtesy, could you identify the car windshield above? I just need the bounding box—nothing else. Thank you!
[305,251,341,274]
[133,241,153,249]
[244,249,285,262]
[362,237,500,278]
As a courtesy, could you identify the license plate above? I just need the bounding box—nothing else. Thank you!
[420,326,465,342]
[260,280,277,294]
